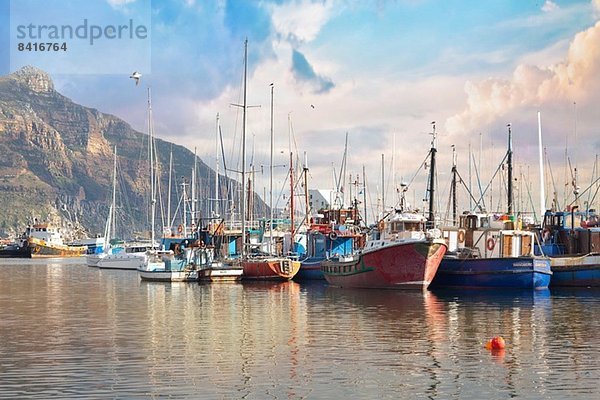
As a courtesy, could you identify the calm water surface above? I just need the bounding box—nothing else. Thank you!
[1,258,599,399]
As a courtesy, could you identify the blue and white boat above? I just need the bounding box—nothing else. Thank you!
[432,213,552,289]
[432,126,551,290]
[296,228,357,280]
[535,209,600,287]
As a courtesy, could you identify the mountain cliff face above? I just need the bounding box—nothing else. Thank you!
[0,66,253,239]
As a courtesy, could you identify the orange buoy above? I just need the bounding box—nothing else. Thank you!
[485,336,506,350]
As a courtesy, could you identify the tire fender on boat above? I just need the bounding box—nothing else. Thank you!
[486,237,495,251]
[329,231,338,240]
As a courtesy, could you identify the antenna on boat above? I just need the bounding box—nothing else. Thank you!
[427,121,437,225]
[537,112,546,224]
[507,123,513,215]
[451,144,457,226]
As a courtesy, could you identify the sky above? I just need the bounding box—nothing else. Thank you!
[2,0,600,222]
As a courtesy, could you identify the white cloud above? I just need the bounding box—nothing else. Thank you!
[107,0,136,7]
[269,0,336,44]
[542,1,559,13]
[446,21,600,136]
[594,0,600,18]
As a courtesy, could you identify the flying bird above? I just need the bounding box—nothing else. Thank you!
[130,71,142,85]
[310,104,315,109]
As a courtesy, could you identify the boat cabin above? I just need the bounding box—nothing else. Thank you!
[537,209,600,256]
[25,224,65,246]
[443,213,535,258]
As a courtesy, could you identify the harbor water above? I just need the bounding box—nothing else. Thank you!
[1,259,599,399]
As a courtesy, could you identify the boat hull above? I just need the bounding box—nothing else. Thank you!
[431,257,552,289]
[0,245,31,258]
[295,258,325,280]
[549,254,600,287]
[98,254,146,270]
[321,240,447,290]
[138,269,198,282]
[198,266,244,282]
[242,258,301,281]
[27,238,86,258]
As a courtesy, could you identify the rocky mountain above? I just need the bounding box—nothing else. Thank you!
[0,66,260,240]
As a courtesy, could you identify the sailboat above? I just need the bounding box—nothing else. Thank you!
[533,112,600,286]
[237,57,300,280]
[86,147,151,269]
[195,113,244,282]
[321,125,447,289]
[431,123,552,289]
[86,146,121,267]
[137,89,198,282]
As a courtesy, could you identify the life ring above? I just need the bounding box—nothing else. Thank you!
[177,224,183,234]
[329,231,338,240]
[458,230,465,243]
[377,220,385,232]
[486,237,495,251]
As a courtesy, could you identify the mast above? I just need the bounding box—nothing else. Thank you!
[167,147,173,233]
[362,164,368,227]
[290,151,295,240]
[215,113,220,217]
[507,123,513,215]
[241,39,248,257]
[191,147,197,228]
[451,144,457,226]
[147,88,156,248]
[381,153,385,216]
[105,146,117,252]
[427,122,437,225]
[537,112,546,222]
[269,83,274,255]
[181,178,188,236]
[304,152,310,228]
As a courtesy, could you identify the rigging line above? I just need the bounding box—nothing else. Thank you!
[545,147,560,211]
[470,151,486,212]
[455,169,484,212]
[523,174,538,222]
[471,150,509,212]
[585,154,598,208]
[403,148,430,190]
[273,171,290,220]
[566,174,600,209]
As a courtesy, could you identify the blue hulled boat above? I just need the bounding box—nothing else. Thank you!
[432,126,551,290]
[432,214,552,289]
[535,209,600,287]
[295,209,363,281]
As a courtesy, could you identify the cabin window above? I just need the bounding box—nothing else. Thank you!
[480,217,490,228]
[467,216,478,230]
[390,222,404,232]
[405,222,422,232]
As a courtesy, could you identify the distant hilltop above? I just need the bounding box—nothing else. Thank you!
[0,66,255,239]
[10,65,54,93]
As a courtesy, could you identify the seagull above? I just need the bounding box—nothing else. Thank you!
[130,71,142,85]
[310,104,315,109]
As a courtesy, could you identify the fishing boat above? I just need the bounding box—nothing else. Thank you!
[321,125,447,289]
[21,223,87,258]
[0,241,29,258]
[432,128,552,290]
[535,208,600,286]
[233,40,299,281]
[322,211,447,289]
[432,214,552,289]
[296,209,363,280]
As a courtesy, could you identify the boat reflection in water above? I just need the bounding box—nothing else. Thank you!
[1,260,599,399]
